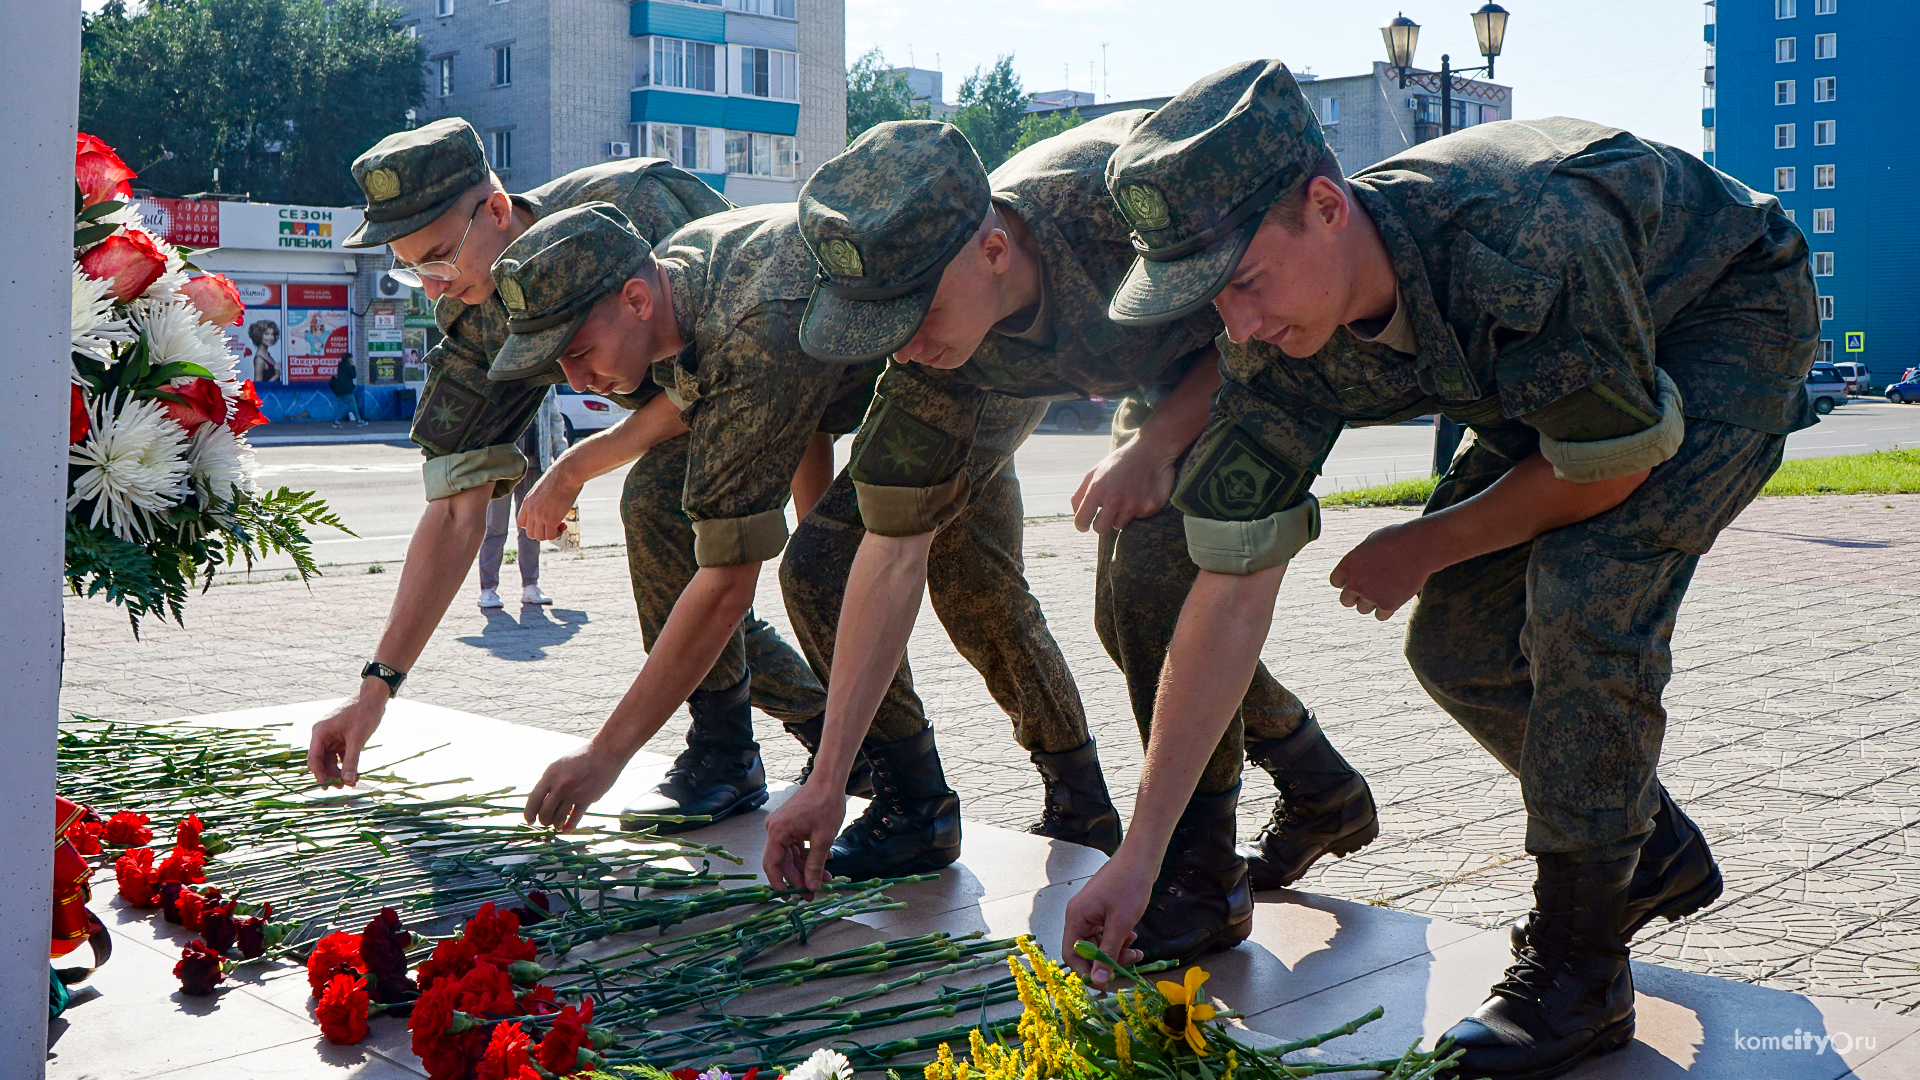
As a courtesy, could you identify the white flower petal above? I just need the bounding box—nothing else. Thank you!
[68,393,190,541]
[71,266,133,367]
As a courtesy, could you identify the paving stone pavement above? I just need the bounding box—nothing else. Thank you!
[61,493,1920,1013]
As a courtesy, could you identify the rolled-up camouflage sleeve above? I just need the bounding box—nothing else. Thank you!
[411,301,555,501]
[1171,348,1342,575]
[846,362,994,538]
[682,308,849,566]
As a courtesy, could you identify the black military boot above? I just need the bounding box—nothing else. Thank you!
[782,715,876,799]
[1028,739,1123,855]
[1444,852,1638,1080]
[1132,785,1254,966]
[620,674,767,834]
[825,724,962,881]
[1239,715,1380,889]
[1511,786,1723,950]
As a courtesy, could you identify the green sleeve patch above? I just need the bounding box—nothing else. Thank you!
[1521,378,1660,443]
[850,398,963,488]
[412,378,487,454]
[1172,422,1312,522]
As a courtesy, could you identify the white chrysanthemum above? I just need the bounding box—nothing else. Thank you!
[786,1049,853,1080]
[138,298,238,383]
[71,266,133,369]
[186,421,256,508]
[68,394,190,541]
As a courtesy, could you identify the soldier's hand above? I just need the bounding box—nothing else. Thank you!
[1072,437,1178,534]
[308,694,385,787]
[524,745,626,832]
[1062,852,1151,991]
[520,468,584,541]
[1330,523,1435,621]
[762,782,847,894]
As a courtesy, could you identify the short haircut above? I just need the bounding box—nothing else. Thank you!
[1264,149,1348,235]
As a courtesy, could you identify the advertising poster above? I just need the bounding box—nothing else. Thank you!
[369,310,402,383]
[226,282,285,385]
[284,283,352,383]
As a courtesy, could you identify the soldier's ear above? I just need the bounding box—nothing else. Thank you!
[617,274,655,321]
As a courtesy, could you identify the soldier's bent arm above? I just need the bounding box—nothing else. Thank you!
[521,393,688,540]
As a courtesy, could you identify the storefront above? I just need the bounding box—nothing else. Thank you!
[134,196,418,423]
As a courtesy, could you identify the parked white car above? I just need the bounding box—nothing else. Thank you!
[555,386,627,440]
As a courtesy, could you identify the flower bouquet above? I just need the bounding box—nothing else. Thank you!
[67,133,345,631]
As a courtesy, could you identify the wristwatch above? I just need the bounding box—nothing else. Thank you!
[361,661,407,697]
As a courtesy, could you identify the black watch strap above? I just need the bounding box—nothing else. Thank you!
[361,662,407,697]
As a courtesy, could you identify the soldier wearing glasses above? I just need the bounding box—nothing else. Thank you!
[309,119,852,836]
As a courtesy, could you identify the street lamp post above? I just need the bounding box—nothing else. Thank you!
[1383,5,1511,475]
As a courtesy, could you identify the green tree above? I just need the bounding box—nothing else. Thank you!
[845,47,929,144]
[951,55,1027,170]
[1012,108,1083,156]
[81,0,422,206]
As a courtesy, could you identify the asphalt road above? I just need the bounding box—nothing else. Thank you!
[238,396,1920,574]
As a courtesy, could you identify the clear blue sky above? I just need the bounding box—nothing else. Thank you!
[848,0,1710,154]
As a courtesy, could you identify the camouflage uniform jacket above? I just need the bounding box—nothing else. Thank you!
[1174,117,1818,573]
[854,112,1222,533]
[655,203,881,567]
[412,158,733,501]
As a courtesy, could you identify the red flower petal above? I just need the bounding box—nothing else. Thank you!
[75,133,137,207]
[76,230,167,304]
[182,273,245,327]
[226,380,269,436]
[70,385,91,446]
[317,972,372,1045]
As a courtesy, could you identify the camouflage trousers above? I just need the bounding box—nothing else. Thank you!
[1405,416,1785,857]
[780,396,1089,754]
[621,432,826,726]
[1095,397,1311,795]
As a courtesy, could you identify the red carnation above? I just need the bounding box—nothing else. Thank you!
[175,940,226,996]
[174,813,206,852]
[156,847,206,885]
[181,273,244,327]
[77,229,168,304]
[482,933,538,969]
[236,903,275,959]
[477,1021,535,1080]
[410,981,485,1080]
[672,1069,700,1080]
[454,962,518,1017]
[103,810,152,847]
[114,847,160,907]
[161,377,229,434]
[508,890,552,926]
[178,888,208,931]
[70,385,91,446]
[418,936,479,993]
[519,984,558,1016]
[360,908,419,1004]
[201,901,239,953]
[226,379,268,436]
[159,881,187,924]
[463,903,522,953]
[317,972,372,1045]
[75,133,137,207]
[306,931,366,997]
[71,817,106,856]
[534,1000,591,1075]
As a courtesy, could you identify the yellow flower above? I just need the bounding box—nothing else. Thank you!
[1155,966,1218,1056]
[1115,1020,1134,1073]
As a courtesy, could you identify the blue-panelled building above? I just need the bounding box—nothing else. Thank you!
[402,0,843,207]
[1705,0,1920,383]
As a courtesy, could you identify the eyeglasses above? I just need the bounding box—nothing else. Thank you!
[387,200,485,288]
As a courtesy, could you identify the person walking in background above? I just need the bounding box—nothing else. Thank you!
[328,355,366,428]
[477,388,564,608]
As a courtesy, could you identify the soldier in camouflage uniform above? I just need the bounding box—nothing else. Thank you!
[759,119,1378,959]
[307,119,849,832]
[1061,62,1817,1080]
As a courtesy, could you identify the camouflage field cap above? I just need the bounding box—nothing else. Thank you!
[344,118,491,248]
[487,202,654,380]
[1105,60,1326,325]
[796,121,993,364]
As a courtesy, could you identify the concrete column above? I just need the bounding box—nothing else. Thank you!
[0,1,80,1074]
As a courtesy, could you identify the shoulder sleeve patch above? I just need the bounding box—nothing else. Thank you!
[1172,422,1313,522]
[412,378,487,454]
[849,398,964,489]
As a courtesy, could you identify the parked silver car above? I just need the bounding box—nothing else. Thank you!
[1805,363,1850,415]
[1831,360,1872,395]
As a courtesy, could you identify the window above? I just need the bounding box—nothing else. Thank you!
[737,47,798,100]
[1812,252,1835,276]
[1481,103,1500,124]
[436,0,452,15]
[1703,85,1716,108]
[492,45,512,87]
[1815,164,1835,188]
[1702,128,1716,154]
[1317,97,1339,125]
[725,130,796,178]
[1784,208,1796,223]
[1817,295,1835,320]
[1814,119,1836,145]
[1813,76,1836,101]
[1816,0,1836,13]
[1776,0,1796,15]
[1774,167,1796,192]
[1817,340,1834,363]
[645,123,717,172]
[1776,37,1797,62]
[437,56,454,97]
[641,37,719,92]
[1813,207,1835,232]
[1815,33,1836,58]
[1775,80,1796,105]
[1775,124,1796,149]
[404,23,418,39]
[724,0,796,16]
[491,129,512,170]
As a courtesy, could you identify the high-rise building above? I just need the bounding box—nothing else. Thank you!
[1705,0,1920,377]
[398,0,845,205]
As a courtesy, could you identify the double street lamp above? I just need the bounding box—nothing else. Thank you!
[1380,5,1511,473]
